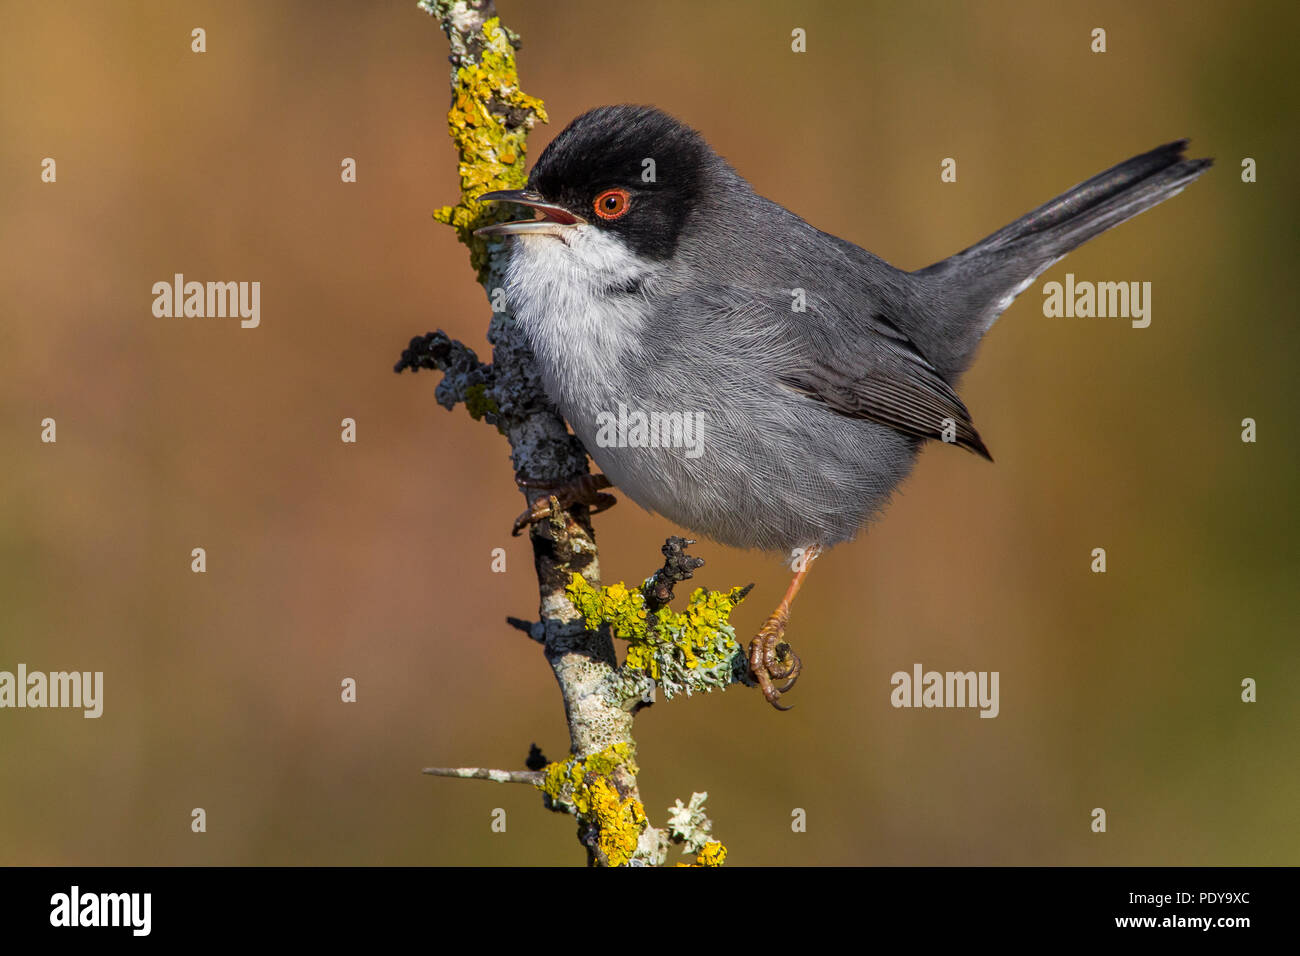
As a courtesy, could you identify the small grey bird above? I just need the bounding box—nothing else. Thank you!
[477,105,1211,708]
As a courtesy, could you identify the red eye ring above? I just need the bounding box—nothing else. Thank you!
[593,188,631,220]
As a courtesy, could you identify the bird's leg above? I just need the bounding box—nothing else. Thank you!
[748,545,821,711]
[511,472,616,536]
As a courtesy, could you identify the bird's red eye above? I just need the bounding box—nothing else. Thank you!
[593,188,631,220]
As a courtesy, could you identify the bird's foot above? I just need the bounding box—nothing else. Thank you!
[748,610,802,711]
[511,473,616,536]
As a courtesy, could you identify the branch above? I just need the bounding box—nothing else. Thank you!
[405,0,736,868]
[422,767,543,785]
[405,0,664,867]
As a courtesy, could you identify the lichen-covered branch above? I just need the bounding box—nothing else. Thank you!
[567,567,754,707]
[403,0,735,867]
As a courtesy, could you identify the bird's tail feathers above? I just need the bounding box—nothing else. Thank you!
[919,141,1211,372]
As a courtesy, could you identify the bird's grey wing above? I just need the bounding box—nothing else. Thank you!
[682,197,991,459]
[779,317,992,460]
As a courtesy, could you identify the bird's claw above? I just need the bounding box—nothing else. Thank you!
[511,473,616,536]
[748,613,802,711]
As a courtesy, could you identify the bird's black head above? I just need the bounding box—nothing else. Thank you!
[477,105,714,261]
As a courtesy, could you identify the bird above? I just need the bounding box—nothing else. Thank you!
[475,104,1211,709]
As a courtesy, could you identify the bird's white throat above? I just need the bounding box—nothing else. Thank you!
[504,226,657,416]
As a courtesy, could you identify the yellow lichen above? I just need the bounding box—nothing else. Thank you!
[567,573,749,696]
[535,743,647,865]
[589,777,648,867]
[568,575,651,650]
[536,742,637,816]
[432,16,548,282]
[663,586,749,671]
[674,841,728,867]
[695,841,727,866]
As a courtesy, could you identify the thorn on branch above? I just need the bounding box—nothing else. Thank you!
[422,766,544,785]
[525,743,548,770]
[507,616,543,642]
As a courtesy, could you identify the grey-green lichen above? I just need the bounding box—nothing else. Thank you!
[667,791,716,855]
[566,574,750,702]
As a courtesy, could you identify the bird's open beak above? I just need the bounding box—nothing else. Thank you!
[474,189,587,237]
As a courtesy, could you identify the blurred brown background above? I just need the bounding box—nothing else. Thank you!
[1,0,1296,865]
